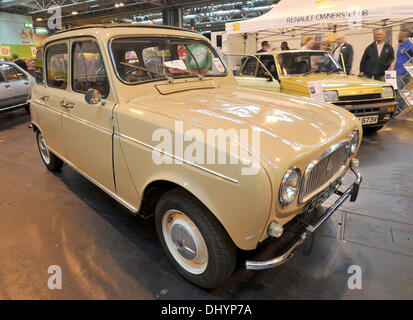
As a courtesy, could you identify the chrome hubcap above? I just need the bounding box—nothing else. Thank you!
[162,209,208,274]
[38,133,50,165]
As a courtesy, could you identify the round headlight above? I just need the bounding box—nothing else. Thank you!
[324,90,339,102]
[279,167,302,207]
[349,128,360,154]
[381,86,394,98]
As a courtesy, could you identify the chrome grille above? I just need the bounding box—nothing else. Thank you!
[299,142,349,203]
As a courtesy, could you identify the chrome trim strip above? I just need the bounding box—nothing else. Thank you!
[0,102,27,113]
[62,112,113,135]
[116,132,239,184]
[47,146,139,213]
[299,140,350,203]
[246,165,362,270]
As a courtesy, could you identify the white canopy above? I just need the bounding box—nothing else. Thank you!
[225,0,413,35]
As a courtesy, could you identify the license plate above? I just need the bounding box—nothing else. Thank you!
[306,179,341,214]
[358,115,378,125]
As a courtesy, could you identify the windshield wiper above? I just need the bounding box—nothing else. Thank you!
[303,70,313,76]
[157,64,205,80]
[120,62,174,83]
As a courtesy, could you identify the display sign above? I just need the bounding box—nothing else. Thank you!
[0,46,10,57]
[308,81,325,101]
[24,23,33,28]
[385,71,398,89]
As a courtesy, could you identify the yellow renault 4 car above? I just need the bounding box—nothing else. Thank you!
[226,51,397,132]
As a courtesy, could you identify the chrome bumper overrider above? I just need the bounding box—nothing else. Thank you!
[245,165,362,271]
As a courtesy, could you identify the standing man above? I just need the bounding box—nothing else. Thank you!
[257,41,270,53]
[12,53,28,71]
[332,33,353,74]
[394,27,413,113]
[359,29,394,81]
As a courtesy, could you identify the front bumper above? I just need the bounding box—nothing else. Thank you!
[335,100,397,128]
[245,164,362,270]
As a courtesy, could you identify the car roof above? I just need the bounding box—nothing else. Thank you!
[54,23,197,35]
[39,23,202,49]
[256,50,328,55]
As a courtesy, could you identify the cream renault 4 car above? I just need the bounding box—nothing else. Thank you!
[31,24,362,288]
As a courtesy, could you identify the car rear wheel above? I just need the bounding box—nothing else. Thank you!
[36,130,63,172]
[155,188,237,288]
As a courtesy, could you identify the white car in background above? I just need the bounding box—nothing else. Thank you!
[0,61,35,114]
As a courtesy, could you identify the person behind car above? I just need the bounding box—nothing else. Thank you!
[332,33,353,75]
[359,29,394,81]
[257,41,271,53]
[394,27,413,113]
[301,38,315,50]
[321,40,331,53]
[281,41,290,50]
[12,53,28,71]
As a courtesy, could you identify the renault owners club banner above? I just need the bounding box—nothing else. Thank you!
[226,0,413,33]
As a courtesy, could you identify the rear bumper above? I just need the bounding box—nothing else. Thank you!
[245,164,362,270]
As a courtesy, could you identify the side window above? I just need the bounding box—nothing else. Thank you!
[46,43,68,89]
[72,40,109,97]
[240,57,258,76]
[35,49,44,84]
[15,67,28,80]
[1,65,19,82]
[259,55,278,80]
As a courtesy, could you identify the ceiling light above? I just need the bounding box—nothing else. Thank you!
[72,11,78,15]
[36,18,43,21]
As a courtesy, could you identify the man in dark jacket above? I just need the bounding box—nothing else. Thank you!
[332,33,353,74]
[12,53,28,71]
[359,29,394,81]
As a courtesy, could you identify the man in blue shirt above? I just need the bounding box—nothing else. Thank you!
[395,27,413,113]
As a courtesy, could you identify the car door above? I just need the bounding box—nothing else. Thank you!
[0,68,14,109]
[6,64,31,105]
[0,63,21,106]
[13,64,33,103]
[61,38,115,192]
[39,41,70,157]
[226,54,280,92]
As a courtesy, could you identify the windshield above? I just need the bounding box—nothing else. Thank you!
[110,37,227,84]
[277,52,343,76]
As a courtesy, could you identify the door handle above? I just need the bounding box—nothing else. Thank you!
[60,101,74,110]
[24,82,29,86]
[40,96,49,102]
[5,84,10,88]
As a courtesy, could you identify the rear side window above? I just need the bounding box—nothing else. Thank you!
[35,49,44,84]
[72,40,109,97]
[1,64,19,81]
[46,43,68,89]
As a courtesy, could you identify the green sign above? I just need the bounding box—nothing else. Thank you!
[24,23,33,28]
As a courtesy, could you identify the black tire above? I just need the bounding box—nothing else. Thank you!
[36,130,64,172]
[364,125,383,134]
[155,188,237,289]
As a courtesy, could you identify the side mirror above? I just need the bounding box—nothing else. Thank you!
[85,89,102,105]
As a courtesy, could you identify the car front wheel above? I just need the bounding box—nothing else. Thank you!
[155,188,237,288]
[36,130,63,172]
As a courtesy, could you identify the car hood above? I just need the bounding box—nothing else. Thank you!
[281,74,387,95]
[128,85,358,168]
